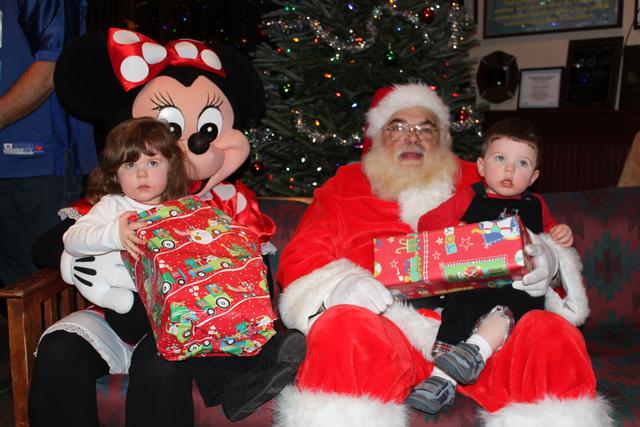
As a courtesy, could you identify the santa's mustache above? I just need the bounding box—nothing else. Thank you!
[396,144,425,156]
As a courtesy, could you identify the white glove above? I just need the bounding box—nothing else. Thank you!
[101,287,135,314]
[324,272,394,313]
[512,232,559,297]
[60,250,135,313]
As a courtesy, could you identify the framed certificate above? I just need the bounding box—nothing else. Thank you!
[517,68,563,109]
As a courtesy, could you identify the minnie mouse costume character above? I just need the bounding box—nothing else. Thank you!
[28,28,305,427]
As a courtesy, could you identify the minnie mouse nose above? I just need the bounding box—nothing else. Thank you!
[187,131,212,155]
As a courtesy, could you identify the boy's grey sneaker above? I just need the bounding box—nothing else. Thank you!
[405,376,456,414]
[434,342,485,384]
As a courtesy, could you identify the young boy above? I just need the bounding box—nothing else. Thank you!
[406,118,574,414]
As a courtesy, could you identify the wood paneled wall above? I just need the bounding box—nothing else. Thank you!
[484,110,639,193]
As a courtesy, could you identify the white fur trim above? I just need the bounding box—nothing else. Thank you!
[480,394,614,427]
[274,385,407,427]
[541,234,590,326]
[397,177,455,230]
[278,259,365,334]
[383,302,440,361]
[366,83,450,140]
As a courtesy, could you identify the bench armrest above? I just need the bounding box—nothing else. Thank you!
[0,268,88,427]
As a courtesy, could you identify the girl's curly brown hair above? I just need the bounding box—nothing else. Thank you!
[86,117,190,203]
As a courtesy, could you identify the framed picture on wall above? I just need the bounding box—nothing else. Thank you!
[518,68,563,109]
[636,0,640,28]
[484,0,622,38]
[561,37,623,109]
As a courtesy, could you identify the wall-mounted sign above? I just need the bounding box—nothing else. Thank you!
[484,0,622,38]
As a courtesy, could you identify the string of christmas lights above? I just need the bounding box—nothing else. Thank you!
[260,1,477,148]
[245,0,484,195]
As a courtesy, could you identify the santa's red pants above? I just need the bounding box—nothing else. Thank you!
[296,305,596,412]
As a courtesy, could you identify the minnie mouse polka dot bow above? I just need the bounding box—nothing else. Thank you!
[107,28,226,92]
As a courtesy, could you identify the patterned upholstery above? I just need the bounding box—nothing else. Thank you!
[545,186,640,427]
[95,189,640,426]
[544,186,640,328]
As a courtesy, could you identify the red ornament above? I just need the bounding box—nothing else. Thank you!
[457,108,468,122]
[420,7,435,25]
[250,160,264,175]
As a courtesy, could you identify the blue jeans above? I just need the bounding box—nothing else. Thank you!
[0,172,83,285]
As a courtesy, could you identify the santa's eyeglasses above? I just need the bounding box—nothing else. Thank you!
[383,122,438,141]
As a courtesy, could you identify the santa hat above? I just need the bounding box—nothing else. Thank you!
[362,83,450,154]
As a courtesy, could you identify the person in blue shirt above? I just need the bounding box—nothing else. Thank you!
[0,0,97,288]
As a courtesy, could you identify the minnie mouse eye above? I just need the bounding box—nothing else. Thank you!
[199,123,218,141]
[168,123,183,139]
[197,107,223,141]
[157,106,184,139]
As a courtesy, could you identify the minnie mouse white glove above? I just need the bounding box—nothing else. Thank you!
[512,232,559,297]
[324,272,394,313]
[60,250,135,314]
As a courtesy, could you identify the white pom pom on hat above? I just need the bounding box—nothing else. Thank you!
[362,83,450,154]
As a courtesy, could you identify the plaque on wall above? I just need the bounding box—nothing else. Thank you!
[476,51,519,103]
[561,37,623,109]
[484,0,622,38]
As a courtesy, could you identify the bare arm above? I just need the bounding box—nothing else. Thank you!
[0,61,55,130]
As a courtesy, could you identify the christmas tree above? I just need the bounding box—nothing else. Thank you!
[243,0,483,196]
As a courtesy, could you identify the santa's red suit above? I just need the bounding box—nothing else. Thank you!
[274,84,610,427]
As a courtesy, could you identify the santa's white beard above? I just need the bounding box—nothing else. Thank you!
[362,140,458,201]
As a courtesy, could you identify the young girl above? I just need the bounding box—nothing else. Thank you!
[61,117,306,421]
[62,117,189,314]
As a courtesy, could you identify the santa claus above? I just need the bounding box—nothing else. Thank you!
[274,83,612,426]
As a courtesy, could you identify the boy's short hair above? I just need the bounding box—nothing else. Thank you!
[482,118,542,168]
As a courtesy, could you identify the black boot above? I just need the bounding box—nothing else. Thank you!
[222,329,306,421]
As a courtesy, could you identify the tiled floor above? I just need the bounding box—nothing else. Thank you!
[1,314,15,427]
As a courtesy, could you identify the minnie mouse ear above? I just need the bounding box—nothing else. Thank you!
[213,44,265,128]
[54,30,134,125]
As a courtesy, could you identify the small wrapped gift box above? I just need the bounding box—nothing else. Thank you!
[122,197,276,361]
[373,216,531,300]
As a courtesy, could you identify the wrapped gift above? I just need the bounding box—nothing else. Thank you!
[373,216,531,300]
[122,197,276,361]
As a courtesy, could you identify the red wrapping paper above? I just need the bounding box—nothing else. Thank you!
[373,216,531,300]
[123,197,276,361]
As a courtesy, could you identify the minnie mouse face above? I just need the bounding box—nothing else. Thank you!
[53,28,264,200]
[132,75,249,197]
